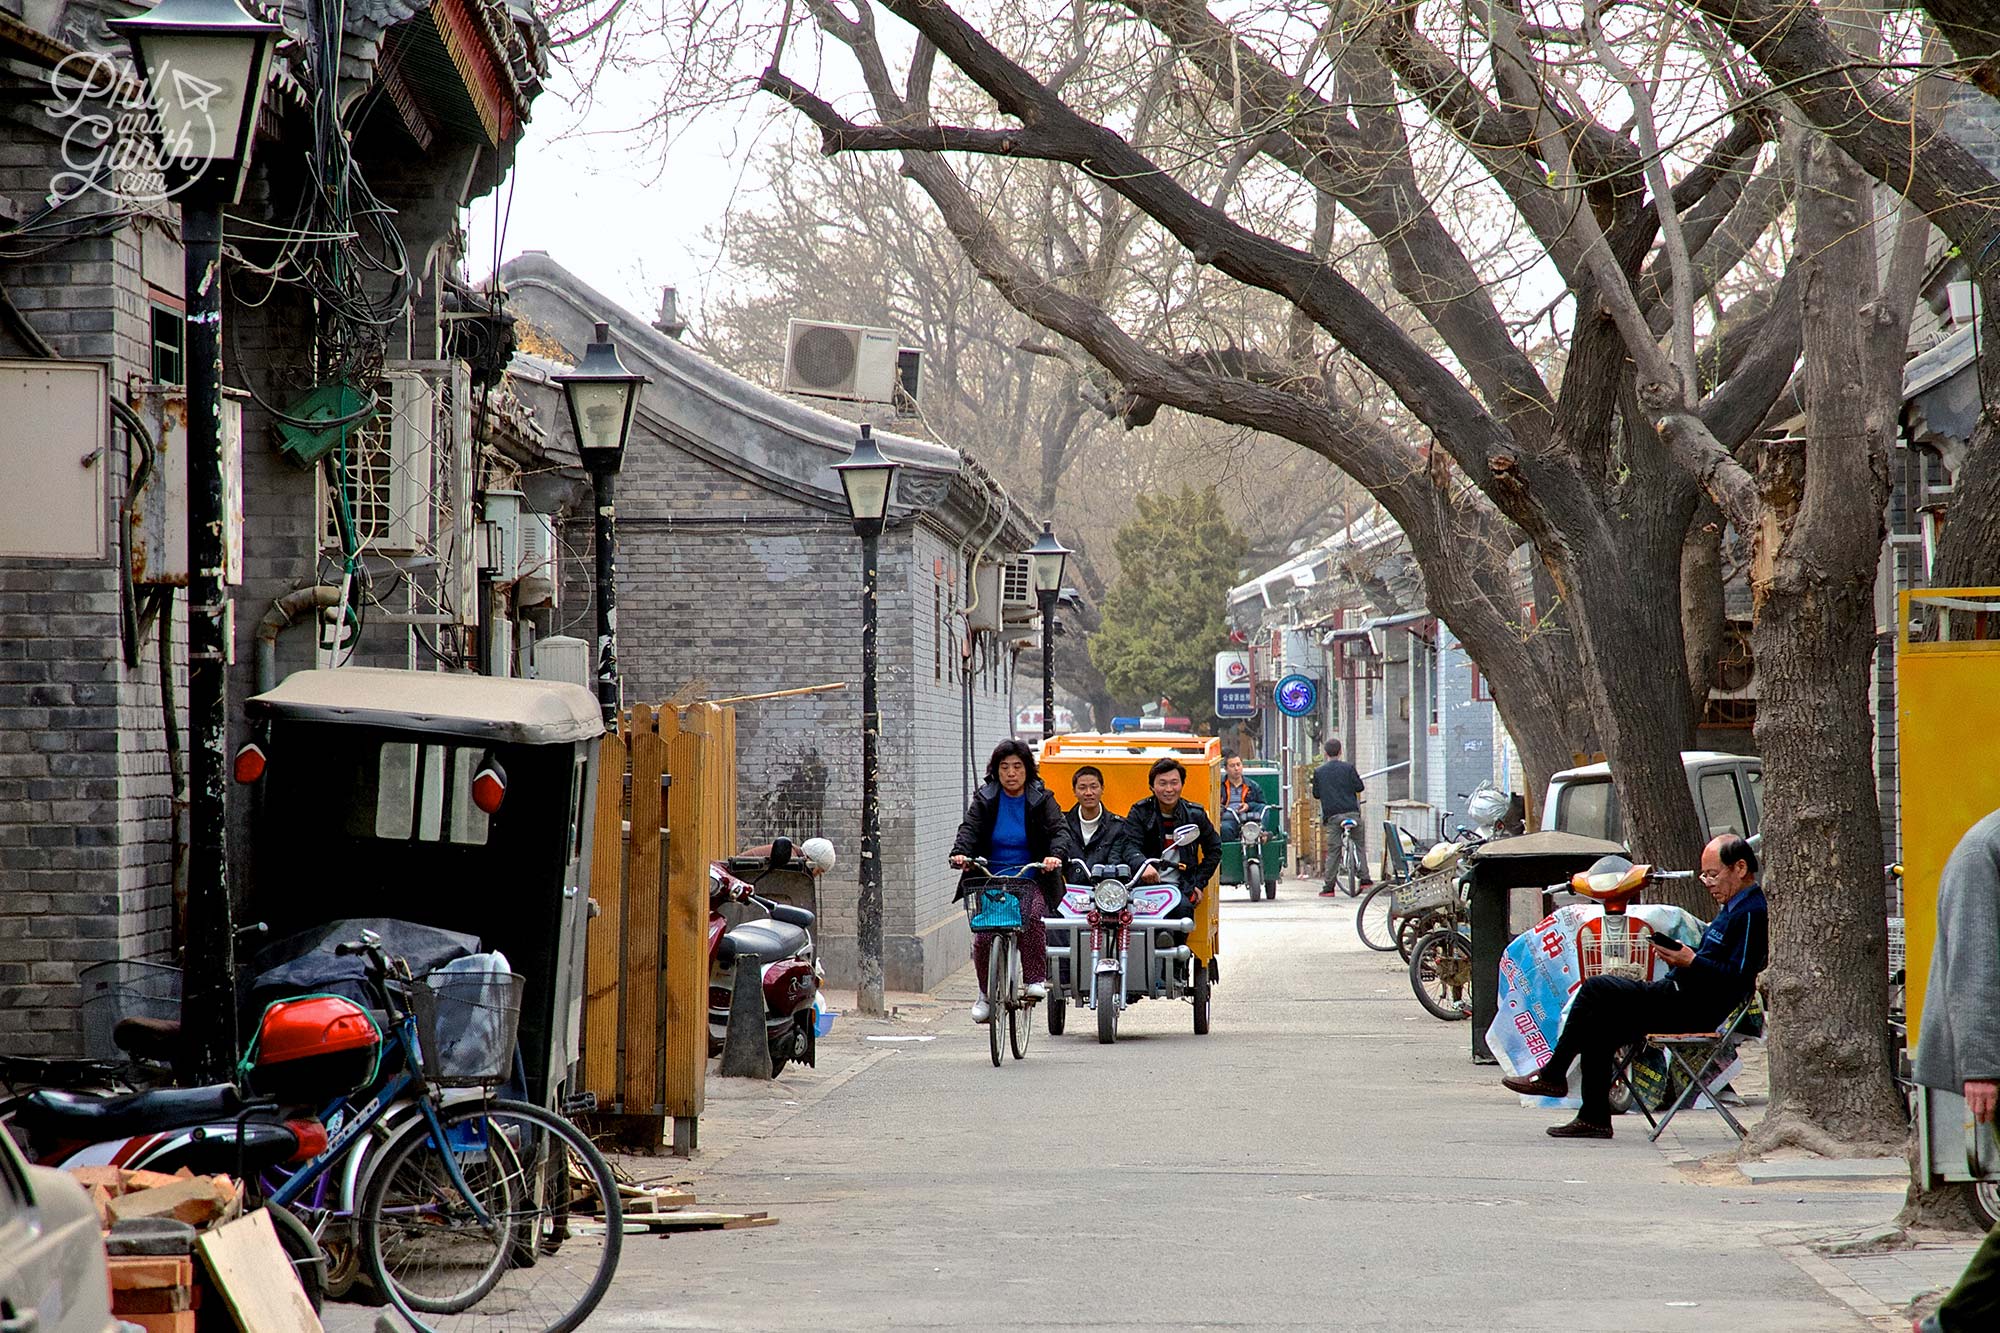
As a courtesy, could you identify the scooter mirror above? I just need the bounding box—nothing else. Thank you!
[1172,824,1200,846]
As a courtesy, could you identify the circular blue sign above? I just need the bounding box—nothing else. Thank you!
[1275,674,1318,717]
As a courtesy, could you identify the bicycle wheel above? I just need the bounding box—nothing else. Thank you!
[988,936,1009,1068]
[363,1098,622,1333]
[1409,930,1474,1022]
[1356,883,1397,952]
[1342,839,1365,897]
[1016,956,1032,1056]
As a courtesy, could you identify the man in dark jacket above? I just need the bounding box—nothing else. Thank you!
[1312,739,1368,895]
[1064,766,1142,874]
[1500,834,1768,1139]
[1124,757,1222,916]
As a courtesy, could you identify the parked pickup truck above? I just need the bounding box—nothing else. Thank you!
[1540,751,1762,848]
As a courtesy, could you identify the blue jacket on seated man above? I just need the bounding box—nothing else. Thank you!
[1499,834,1768,1139]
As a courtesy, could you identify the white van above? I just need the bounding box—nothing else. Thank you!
[1540,751,1762,847]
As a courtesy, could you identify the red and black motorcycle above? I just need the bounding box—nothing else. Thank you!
[707,850,826,1073]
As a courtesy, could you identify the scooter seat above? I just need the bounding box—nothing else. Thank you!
[719,920,809,965]
[14,1083,242,1139]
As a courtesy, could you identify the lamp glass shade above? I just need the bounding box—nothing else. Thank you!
[555,322,649,471]
[834,430,899,525]
[110,0,280,200]
[566,379,636,460]
[1026,523,1070,593]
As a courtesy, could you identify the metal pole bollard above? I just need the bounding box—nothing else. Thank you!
[718,951,773,1078]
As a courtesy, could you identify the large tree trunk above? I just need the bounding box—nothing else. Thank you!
[1748,129,1907,1155]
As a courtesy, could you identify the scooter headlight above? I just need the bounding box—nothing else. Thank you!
[1092,880,1130,913]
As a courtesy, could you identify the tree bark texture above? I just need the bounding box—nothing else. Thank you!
[1747,131,1907,1153]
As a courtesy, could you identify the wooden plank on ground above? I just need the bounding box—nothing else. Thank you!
[618,1184,696,1212]
[195,1209,323,1333]
[662,704,709,1121]
[625,705,667,1116]
[631,1210,775,1232]
[584,727,628,1104]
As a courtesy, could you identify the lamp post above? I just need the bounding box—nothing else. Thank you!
[1025,523,1070,739]
[112,0,280,1083]
[555,321,649,729]
[833,425,899,1016]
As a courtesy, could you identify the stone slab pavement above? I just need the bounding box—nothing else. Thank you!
[332,882,1991,1331]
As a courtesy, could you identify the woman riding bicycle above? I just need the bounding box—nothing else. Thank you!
[950,739,1078,1024]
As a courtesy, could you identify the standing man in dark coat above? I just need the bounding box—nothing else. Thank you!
[1914,809,2000,1333]
[1312,739,1367,896]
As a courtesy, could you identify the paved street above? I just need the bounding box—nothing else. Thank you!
[549,882,1913,1332]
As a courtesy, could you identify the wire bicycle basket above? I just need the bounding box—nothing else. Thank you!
[409,967,525,1086]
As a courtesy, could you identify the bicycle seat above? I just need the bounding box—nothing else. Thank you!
[1341,818,1358,829]
[718,920,809,965]
[14,1083,242,1138]
[113,1015,184,1063]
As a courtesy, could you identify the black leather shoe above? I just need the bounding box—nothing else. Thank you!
[1502,1071,1568,1098]
[1546,1117,1613,1140]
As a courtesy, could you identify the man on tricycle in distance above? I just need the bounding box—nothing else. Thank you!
[1219,752,1267,843]
[1125,757,1222,913]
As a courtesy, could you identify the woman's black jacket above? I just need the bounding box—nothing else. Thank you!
[950,780,1079,901]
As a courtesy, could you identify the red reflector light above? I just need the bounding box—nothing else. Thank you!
[284,1118,329,1164]
[472,761,507,814]
[233,743,267,784]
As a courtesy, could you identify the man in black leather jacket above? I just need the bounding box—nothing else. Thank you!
[1124,758,1222,916]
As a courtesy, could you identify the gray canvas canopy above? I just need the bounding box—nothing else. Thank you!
[247,668,603,745]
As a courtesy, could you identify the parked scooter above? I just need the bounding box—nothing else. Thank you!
[1051,824,1206,1044]
[706,849,826,1073]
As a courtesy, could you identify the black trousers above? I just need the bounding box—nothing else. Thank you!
[1543,975,1710,1124]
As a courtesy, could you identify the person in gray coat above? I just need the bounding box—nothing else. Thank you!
[1914,809,2000,1333]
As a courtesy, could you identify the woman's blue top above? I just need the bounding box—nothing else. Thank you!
[990,792,1031,872]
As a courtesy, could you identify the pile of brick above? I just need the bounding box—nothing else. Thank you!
[64,1167,283,1333]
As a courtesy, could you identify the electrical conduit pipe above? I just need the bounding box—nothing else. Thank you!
[256,586,344,693]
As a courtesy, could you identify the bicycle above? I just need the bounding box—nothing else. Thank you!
[963,861,1042,1067]
[262,931,623,1333]
[1335,817,1367,898]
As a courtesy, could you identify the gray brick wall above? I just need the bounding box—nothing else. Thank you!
[540,415,1019,992]
[0,103,176,1053]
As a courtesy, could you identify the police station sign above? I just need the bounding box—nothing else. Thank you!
[1214,651,1254,719]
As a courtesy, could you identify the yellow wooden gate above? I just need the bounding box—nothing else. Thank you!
[583,702,738,1152]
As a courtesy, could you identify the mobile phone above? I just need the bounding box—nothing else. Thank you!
[1649,930,1679,950]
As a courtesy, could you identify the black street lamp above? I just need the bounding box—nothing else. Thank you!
[833,425,899,1016]
[555,321,650,729]
[1025,523,1070,739]
[111,0,281,1083]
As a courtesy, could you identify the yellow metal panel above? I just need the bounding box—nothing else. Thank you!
[1040,733,1223,961]
[1899,589,2000,1045]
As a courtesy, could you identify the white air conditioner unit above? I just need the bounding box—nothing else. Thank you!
[323,371,435,556]
[1001,555,1034,611]
[516,512,559,608]
[532,634,591,691]
[481,489,523,581]
[782,318,900,402]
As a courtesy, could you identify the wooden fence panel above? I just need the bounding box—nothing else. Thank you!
[624,706,667,1116]
[663,705,711,1121]
[583,728,627,1103]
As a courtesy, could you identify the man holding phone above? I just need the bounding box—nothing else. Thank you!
[1499,834,1768,1139]
[1913,810,2000,1333]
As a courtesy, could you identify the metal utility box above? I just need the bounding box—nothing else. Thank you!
[126,385,245,584]
[0,359,106,559]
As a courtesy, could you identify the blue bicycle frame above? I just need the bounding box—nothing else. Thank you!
[265,1002,493,1228]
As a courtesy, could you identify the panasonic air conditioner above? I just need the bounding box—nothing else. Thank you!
[1000,555,1035,612]
[516,512,559,608]
[782,318,900,403]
